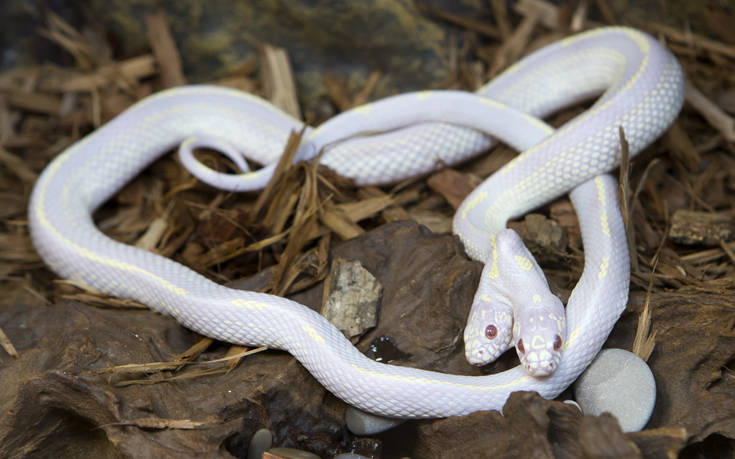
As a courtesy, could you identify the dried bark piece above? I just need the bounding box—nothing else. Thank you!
[414,392,647,458]
[669,209,734,246]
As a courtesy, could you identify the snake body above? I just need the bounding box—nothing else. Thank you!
[28,27,684,417]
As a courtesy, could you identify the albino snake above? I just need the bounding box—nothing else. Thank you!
[29,27,684,418]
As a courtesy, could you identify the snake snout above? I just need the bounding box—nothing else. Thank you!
[465,339,506,366]
[525,359,558,377]
[518,333,564,377]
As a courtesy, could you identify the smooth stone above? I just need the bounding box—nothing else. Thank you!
[248,428,273,459]
[267,447,320,459]
[334,454,370,459]
[574,348,656,432]
[344,406,406,435]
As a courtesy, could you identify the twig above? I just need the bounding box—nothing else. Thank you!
[618,127,638,273]
[0,326,18,358]
[685,81,735,143]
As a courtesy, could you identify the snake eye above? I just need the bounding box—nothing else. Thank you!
[553,335,562,351]
[485,324,498,339]
[517,338,525,354]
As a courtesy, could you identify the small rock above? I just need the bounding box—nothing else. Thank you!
[574,348,656,432]
[321,258,382,338]
[266,447,320,459]
[248,428,273,459]
[344,406,405,435]
[334,454,370,459]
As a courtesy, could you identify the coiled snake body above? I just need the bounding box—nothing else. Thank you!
[29,27,684,418]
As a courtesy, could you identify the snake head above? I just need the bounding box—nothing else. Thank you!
[464,296,513,366]
[513,302,566,377]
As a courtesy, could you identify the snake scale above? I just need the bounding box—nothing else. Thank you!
[28,27,684,418]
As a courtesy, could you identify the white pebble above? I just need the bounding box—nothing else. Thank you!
[573,348,656,432]
[344,406,405,435]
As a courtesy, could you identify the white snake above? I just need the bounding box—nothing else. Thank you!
[28,27,684,418]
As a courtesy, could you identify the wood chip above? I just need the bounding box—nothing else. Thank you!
[51,55,157,92]
[320,204,364,240]
[1,91,61,115]
[514,0,560,30]
[645,22,735,60]
[145,10,187,88]
[669,210,735,246]
[0,145,38,183]
[427,169,475,210]
[335,195,396,222]
[0,326,18,358]
[261,44,302,119]
[490,0,513,38]
[135,204,172,251]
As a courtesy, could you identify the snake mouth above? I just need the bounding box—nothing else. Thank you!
[525,361,557,377]
[466,345,505,366]
[521,350,562,377]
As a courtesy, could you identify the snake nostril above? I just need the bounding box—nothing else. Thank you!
[485,324,498,339]
[553,335,562,351]
[517,339,525,354]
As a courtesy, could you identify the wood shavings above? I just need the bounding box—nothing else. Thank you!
[0,4,734,456]
[426,168,477,210]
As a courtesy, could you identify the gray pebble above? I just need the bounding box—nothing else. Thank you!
[334,454,370,459]
[248,428,272,459]
[574,348,656,432]
[345,406,405,435]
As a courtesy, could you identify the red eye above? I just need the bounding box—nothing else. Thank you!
[517,339,525,354]
[554,335,562,351]
[485,325,498,339]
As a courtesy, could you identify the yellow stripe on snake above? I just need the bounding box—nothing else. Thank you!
[28,27,684,417]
